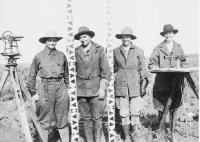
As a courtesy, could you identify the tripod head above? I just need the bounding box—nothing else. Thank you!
[0,31,24,67]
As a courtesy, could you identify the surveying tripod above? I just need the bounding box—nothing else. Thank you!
[0,53,47,142]
[150,67,199,142]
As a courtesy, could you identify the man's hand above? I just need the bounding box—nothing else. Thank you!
[152,65,159,70]
[97,79,108,100]
[141,88,146,97]
[97,89,106,100]
[140,78,149,97]
[32,93,39,101]
[31,93,39,112]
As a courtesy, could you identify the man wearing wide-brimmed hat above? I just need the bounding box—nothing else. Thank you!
[114,27,149,142]
[148,24,186,133]
[74,26,111,142]
[26,30,70,141]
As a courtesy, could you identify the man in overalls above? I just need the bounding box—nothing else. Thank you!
[26,30,69,141]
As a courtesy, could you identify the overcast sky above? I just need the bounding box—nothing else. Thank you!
[0,0,199,64]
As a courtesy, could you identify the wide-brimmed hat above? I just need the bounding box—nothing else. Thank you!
[160,24,178,36]
[115,27,136,40]
[39,30,63,44]
[74,26,95,40]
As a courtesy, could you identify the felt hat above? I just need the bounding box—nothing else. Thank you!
[74,26,95,40]
[39,30,62,44]
[116,27,136,40]
[160,24,178,36]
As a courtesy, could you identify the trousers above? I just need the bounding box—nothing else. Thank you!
[116,96,144,125]
[78,97,106,142]
[36,79,69,130]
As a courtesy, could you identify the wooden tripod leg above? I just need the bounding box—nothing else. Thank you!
[185,73,198,99]
[0,69,9,94]
[14,68,48,142]
[158,97,172,130]
[169,110,175,142]
[158,75,183,130]
[10,67,33,142]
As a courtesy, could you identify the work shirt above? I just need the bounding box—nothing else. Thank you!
[114,43,148,97]
[26,46,69,96]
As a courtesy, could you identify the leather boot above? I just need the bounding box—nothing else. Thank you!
[123,125,131,142]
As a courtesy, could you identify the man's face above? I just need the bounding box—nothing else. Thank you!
[45,38,57,49]
[164,32,174,42]
[121,35,132,47]
[79,34,91,47]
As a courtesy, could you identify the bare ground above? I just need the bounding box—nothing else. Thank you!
[0,91,198,142]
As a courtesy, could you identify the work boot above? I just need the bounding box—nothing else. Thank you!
[123,125,131,142]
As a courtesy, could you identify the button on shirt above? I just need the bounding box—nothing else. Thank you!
[26,46,69,96]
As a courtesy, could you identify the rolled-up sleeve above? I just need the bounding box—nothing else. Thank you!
[26,56,39,96]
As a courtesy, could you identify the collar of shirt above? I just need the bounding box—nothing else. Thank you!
[165,41,174,53]
[82,42,92,52]
[123,43,132,52]
[44,46,57,55]
[81,42,92,57]
[83,45,91,54]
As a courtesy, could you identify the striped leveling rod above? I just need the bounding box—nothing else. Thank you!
[106,0,115,142]
[66,0,79,142]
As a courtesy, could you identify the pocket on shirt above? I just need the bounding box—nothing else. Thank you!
[39,62,51,76]
[56,63,63,73]
[56,61,65,74]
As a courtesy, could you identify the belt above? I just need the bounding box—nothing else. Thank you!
[77,76,99,80]
[41,78,62,82]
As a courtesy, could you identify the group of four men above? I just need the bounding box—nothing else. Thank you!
[26,24,185,142]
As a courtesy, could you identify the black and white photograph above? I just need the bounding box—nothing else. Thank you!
[0,0,199,142]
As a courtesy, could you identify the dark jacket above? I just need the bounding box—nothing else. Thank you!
[114,43,148,97]
[75,42,111,97]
